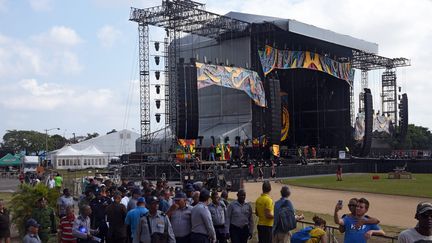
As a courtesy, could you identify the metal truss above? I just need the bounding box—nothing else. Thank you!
[351,50,410,71]
[138,24,151,145]
[381,70,397,124]
[130,0,249,148]
[129,0,249,39]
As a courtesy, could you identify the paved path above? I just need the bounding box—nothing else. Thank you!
[234,181,427,229]
[0,178,19,192]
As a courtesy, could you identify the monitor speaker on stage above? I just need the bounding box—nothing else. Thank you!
[176,61,199,139]
[266,77,281,145]
[361,88,373,157]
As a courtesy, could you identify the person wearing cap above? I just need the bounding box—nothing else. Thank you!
[23,218,41,243]
[72,205,98,243]
[272,186,303,243]
[191,189,216,243]
[58,188,74,218]
[185,184,195,206]
[125,197,149,242]
[166,192,193,243]
[118,186,129,208]
[127,188,141,211]
[89,189,111,242]
[134,196,175,243]
[398,202,432,242]
[255,181,274,243]
[225,189,254,243]
[334,197,385,243]
[31,197,56,243]
[208,191,228,243]
[106,192,127,243]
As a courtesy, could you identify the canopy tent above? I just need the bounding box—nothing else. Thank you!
[51,145,108,169]
[0,153,21,167]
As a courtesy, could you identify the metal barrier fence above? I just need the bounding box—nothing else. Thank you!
[297,220,398,243]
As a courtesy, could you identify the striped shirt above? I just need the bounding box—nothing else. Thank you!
[59,215,77,243]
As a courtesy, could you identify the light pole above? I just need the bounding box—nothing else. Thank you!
[45,127,60,156]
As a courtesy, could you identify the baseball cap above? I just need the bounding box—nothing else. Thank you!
[174,192,187,200]
[147,196,160,204]
[137,197,146,204]
[26,218,40,228]
[185,184,194,192]
[416,202,432,215]
[132,188,142,195]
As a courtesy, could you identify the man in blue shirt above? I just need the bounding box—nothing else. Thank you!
[334,197,385,243]
[125,197,149,242]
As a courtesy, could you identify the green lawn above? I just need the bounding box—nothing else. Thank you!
[282,173,432,198]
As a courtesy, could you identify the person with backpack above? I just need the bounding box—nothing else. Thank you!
[273,186,304,243]
[291,216,327,243]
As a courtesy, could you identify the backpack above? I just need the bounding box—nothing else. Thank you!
[275,200,297,233]
[290,226,314,243]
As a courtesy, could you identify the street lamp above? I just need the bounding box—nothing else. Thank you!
[45,127,60,155]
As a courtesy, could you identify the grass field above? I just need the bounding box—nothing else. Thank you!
[282,173,432,198]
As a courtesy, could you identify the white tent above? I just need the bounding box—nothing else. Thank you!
[52,145,108,170]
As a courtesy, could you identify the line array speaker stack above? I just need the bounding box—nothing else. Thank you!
[399,93,408,140]
[361,88,373,157]
[176,59,199,139]
[266,77,282,145]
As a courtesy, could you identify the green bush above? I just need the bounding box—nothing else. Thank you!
[10,183,60,236]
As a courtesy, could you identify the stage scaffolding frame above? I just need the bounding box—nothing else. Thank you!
[129,0,249,148]
[351,50,410,125]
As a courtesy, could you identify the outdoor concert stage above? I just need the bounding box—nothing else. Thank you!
[174,12,373,150]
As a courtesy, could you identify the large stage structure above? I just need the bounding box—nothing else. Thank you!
[127,0,411,180]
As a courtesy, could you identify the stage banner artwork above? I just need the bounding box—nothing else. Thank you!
[373,115,391,134]
[258,45,355,83]
[354,113,365,141]
[281,95,289,141]
[196,62,266,107]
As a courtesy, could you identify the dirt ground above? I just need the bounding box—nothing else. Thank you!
[233,181,428,229]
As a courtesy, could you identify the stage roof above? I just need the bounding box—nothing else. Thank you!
[225,12,378,54]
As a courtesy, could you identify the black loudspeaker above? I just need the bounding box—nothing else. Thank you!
[176,61,199,139]
[399,93,408,140]
[361,88,373,157]
[266,77,282,145]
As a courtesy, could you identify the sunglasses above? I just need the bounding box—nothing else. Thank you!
[348,204,357,207]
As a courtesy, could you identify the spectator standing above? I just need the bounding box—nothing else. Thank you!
[225,189,253,243]
[125,197,148,242]
[255,181,274,243]
[220,191,230,208]
[337,198,380,233]
[31,197,56,243]
[166,192,193,243]
[273,186,304,243]
[336,165,342,181]
[58,188,75,218]
[208,191,228,243]
[0,200,10,243]
[248,163,254,181]
[159,189,171,213]
[72,206,98,243]
[127,188,141,211]
[133,196,175,243]
[118,186,129,208]
[58,206,77,243]
[54,173,63,190]
[79,190,95,210]
[191,189,216,243]
[334,198,385,243]
[398,202,432,242]
[47,175,55,189]
[23,219,41,243]
[105,192,127,243]
[89,190,111,242]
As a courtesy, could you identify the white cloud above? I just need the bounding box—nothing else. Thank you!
[97,25,122,48]
[0,79,113,111]
[33,26,83,47]
[0,27,83,78]
[0,0,7,12]
[28,0,53,11]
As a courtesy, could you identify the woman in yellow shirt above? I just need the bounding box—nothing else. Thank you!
[307,216,327,243]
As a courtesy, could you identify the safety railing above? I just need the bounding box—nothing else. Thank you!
[297,220,398,243]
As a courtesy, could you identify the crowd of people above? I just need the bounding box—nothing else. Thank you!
[0,174,430,243]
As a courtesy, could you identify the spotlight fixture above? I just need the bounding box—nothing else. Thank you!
[155,71,160,80]
[154,56,160,65]
[154,42,160,51]
[155,113,161,123]
[155,100,161,109]
[155,85,161,94]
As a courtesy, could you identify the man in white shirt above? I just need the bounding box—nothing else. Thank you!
[46,175,55,189]
[399,201,432,242]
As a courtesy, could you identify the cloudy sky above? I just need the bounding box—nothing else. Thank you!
[0,0,431,140]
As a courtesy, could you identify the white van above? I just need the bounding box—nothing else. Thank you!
[21,156,39,173]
